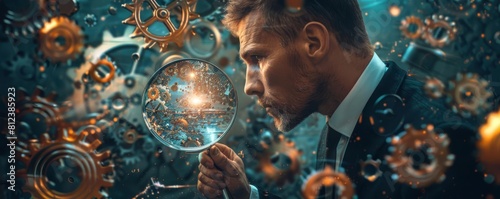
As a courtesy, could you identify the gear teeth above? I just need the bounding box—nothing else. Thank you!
[122,3,135,12]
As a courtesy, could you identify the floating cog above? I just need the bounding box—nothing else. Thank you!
[16,128,114,198]
[122,0,199,52]
[148,85,160,100]
[478,109,500,184]
[400,16,424,39]
[89,58,117,83]
[301,165,355,199]
[423,15,457,48]
[360,154,383,182]
[446,73,493,117]
[0,0,56,38]
[424,76,445,99]
[39,16,84,63]
[255,134,303,186]
[386,124,454,188]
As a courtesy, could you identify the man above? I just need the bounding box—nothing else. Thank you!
[197,0,492,198]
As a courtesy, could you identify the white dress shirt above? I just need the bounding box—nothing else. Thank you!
[249,53,387,199]
[328,52,387,171]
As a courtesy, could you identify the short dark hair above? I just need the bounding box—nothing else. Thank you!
[222,0,372,57]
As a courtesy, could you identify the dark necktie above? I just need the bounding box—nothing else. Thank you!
[319,125,343,199]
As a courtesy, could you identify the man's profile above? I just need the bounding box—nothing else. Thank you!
[197,0,492,198]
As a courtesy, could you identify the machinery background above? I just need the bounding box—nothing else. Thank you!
[0,0,499,198]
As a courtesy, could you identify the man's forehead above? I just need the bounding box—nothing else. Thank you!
[236,12,266,47]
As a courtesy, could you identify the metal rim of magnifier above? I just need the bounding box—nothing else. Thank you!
[142,58,238,153]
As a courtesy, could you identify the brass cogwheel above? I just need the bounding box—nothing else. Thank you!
[89,58,116,83]
[17,128,114,199]
[423,15,457,48]
[446,73,492,117]
[301,165,355,199]
[255,134,303,186]
[122,0,199,52]
[386,124,454,188]
[400,16,424,39]
[360,154,382,182]
[39,16,84,63]
[148,85,160,100]
[424,76,445,99]
[478,109,500,184]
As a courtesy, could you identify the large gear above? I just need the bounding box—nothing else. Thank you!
[301,165,355,199]
[386,124,454,188]
[478,109,500,184]
[122,0,199,52]
[16,128,114,198]
[446,73,493,117]
[0,0,56,38]
[39,16,84,63]
[255,134,303,186]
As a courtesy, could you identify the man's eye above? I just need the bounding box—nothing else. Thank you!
[250,55,263,63]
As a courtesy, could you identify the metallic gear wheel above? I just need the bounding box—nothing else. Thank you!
[89,58,116,83]
[16,128,114,199]
[39,16,84,63]
[386,124,454,188]
[122,0,199,52]
[400,16,425,40]
[255,134,303,186]
[446,73,493,117]
[148,85,160,100]
[301,165,355,199]
[478,109,500,184]
[360,154,382,182]
[424,76,445,99]
[0,0,56,38]
[422,15,457,48]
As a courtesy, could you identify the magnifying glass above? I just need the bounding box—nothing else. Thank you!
[142,58,237,198]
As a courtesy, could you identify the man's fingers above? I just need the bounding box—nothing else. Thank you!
[199,164,224,181]
[209,145,239,176]
[197,180,223,199]
[198,172,226,189]
[199,151,215,169]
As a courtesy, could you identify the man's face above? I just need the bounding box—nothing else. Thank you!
[237,13,326,132]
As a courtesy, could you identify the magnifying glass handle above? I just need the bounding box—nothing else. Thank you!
[222,189,231,199]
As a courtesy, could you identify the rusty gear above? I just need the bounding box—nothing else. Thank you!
[360,154,383,182]
[89,58,116,83]
[255,134,303,186]
[423,15,457,48]
[39,16,84,63]
[122,0,199,52]
[424,76,445,99]
[301,165,355,199]
[386,124,454,188]
[478,109,500,184]
[400,16,425,39]
[148,85,160,100]
[16,128,114,199]
[446,73,492,117]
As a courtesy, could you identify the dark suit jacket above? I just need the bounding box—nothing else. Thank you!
[259,61,497,199]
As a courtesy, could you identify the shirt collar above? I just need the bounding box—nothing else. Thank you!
[328,53,387,137]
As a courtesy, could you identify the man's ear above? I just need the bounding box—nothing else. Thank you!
[300,22,331,64]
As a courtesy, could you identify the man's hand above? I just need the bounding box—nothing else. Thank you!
[198,143,251,199]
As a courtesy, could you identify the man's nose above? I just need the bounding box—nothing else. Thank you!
[244,66,264,97]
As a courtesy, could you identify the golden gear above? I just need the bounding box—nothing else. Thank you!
[424,76,445,99]
[478,109,500,184]
[148,85,160,100]
[89,58,116,83]
[255,134,303,186]
[386,124,454,188]
[400,16,424,39]
[360,154,382,182]
[301,165,355,199]
[122,0,199,52]
[446,73,492,117]
[423,15,457,48]
[17,128,114,199]
[39,16,84,63]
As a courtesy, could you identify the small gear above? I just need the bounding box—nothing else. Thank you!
[181,137,202,147]
[148,85,160,100]
[89,58,116,83]
[424,76,445,99]
[400,16,425,39]
[422,15,457,48]
[360,154,382,182]
[39,16,84,63]
[301,165,355,199]
[478,109,500,184]
[255,134,303,186]
[0,0,56,38]
[17,128,114,198]
[386,124,454,188]
[1,52,38,80]
[83,13,97,27]
[446,73,493,117]
[122,0,199,52]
